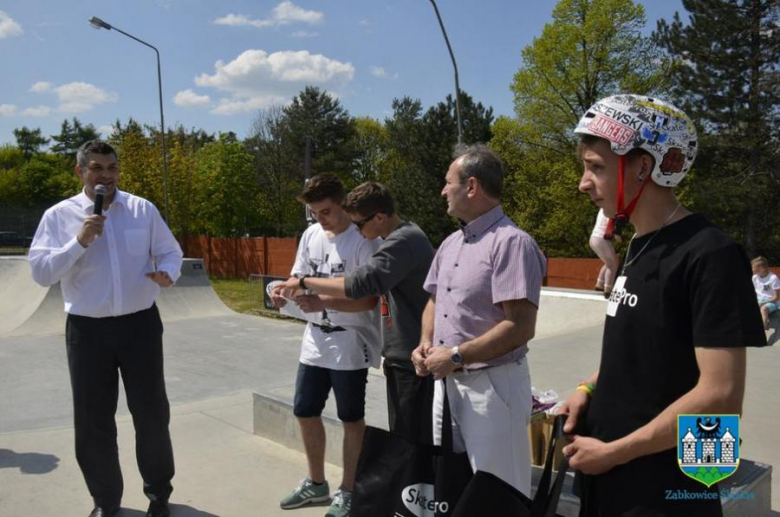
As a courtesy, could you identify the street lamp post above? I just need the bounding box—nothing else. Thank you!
[428,0,463,146]
[89,16,170,222]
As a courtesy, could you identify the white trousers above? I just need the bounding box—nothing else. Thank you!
[432,359,533,496]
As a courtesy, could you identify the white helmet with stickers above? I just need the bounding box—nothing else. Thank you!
[574,94,698,187]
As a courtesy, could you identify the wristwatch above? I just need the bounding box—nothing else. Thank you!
[450,346,463,365]
[298,275,310,290]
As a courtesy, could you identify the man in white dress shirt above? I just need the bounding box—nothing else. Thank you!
[29,140,182,517]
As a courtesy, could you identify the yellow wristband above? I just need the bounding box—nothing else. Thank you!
[576,382,595,397]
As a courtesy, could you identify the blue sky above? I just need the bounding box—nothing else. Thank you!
[0,0,684,146]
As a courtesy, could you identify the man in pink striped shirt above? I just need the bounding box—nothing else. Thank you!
[411,144,546,496]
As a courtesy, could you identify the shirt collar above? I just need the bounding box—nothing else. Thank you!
[461,204,504,241]
[76,188,127,213]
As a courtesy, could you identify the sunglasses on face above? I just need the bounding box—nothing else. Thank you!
[353,213,378,229]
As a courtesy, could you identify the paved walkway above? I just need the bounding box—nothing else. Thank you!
[1,289,778,515]
[0,392,343,517]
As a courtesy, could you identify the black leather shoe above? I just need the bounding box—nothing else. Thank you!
[88,506,119,517]
[146,500,170,517]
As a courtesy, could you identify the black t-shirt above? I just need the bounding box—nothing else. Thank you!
[583,214,766,516]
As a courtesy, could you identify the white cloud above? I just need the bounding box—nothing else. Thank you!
[272,1,323,24]
[215,1,323,29]
[98,125,116,137]
[359,20,371,27]
[54,82,118,113]
[194,49,354,115]
[21,106,51,117]
[291,30,318,38]
[0,11,23,39]
[214,14,272,28]
[174,89,211,108]
[211,96,289,116]
[370,66,399,80]
[30,81,52,93]
[0,104,16,116]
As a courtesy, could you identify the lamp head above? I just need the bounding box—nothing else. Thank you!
[89,17,112,30]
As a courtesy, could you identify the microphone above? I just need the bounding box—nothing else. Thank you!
[94,185,107,216]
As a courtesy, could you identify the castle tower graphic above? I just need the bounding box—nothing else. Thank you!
[720,428,736,464]
[679,421,738,467]
[682,428,697,464]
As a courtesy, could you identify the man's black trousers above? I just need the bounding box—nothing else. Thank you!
[384,360,434,445]
[66,304,174,508]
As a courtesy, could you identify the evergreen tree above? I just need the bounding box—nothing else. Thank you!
[654,0,780,258]
[283,86,357,188]
[13,127,49,158]
[50,118,100,160]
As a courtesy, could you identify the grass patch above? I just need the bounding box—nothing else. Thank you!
[211,277,261,313]
[210,277,301,322]
[0,247,27,256]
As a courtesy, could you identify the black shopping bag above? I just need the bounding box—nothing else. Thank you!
[452,415,570,517]
[352,380,473,516]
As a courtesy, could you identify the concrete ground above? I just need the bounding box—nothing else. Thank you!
[1,297,778,515]
[0,391,342,517]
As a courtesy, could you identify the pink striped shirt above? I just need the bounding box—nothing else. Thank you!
[423,205,546,369]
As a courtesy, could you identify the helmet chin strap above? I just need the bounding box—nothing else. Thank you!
[605,155,648,239]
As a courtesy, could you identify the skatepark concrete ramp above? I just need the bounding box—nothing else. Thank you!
[0,257,231,338]
[535,289,606,339]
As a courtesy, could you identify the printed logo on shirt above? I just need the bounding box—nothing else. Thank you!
[380,295,393,329]
[606,275,638,317]
[401,483,450,516]
[677,414,740,488]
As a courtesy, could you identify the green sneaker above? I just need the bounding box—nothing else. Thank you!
[324,487,352,517]
[279,477,330,509]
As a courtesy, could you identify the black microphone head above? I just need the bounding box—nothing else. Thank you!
[94,184,107,215]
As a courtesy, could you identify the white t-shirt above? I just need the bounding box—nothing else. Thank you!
[753,272,780,303]
[591,209,610,239]
[291,223,382,370]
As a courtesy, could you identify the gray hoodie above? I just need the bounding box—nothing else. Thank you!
[344,222,434,365]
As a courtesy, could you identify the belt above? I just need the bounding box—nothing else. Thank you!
[452,357,526,375]
[312,322,347,334]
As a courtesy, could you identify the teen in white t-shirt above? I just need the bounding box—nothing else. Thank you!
[270,174,381,514]
[292,222,381,370]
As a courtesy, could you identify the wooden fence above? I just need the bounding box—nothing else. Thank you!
[180,235,779,292]
[181,235,298,278]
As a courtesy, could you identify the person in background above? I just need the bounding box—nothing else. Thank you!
[412,144,546,497]
[751,256,779,330]
[29,140,182,517]
[278,181,436,445]
[271,173,381,517]
[559,94,766,516]
[590,208,620,297]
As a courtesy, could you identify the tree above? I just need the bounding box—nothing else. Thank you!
[192,135,258,237]
[13,127,50,158]
[381,97,436,238]
[351,117,387,185]
[50,118,100,160]
[418,92,495,244]
[512,0,666,150]
[504,0,663,255]
[247,105,303,236]
[283,86,357,187]
[654,0,780,258]
[112,125,161,208]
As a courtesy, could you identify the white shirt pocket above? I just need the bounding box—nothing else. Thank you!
[124,229,150,256]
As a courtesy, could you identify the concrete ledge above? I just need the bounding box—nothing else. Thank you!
[253,392,346,467]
